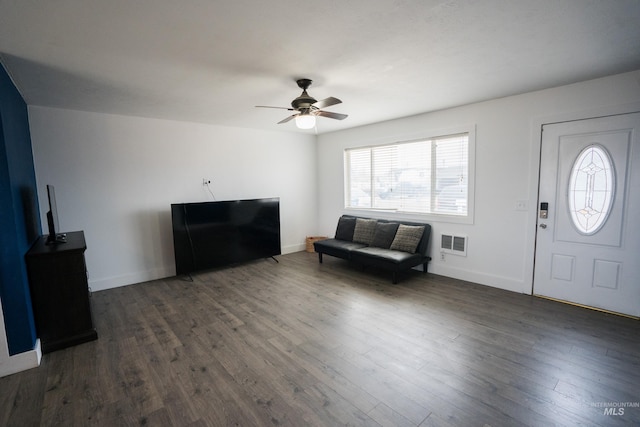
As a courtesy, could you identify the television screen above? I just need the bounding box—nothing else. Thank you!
[171,198,281,275]
[46,185,66,244]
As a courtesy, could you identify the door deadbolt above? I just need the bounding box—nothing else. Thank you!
[539,202,548,219]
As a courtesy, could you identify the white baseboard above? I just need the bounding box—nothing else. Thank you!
[0,339,41,378]
[89,266,175,292]
[429,264,527,294]
[89,245,307,291]
[282,243,305,254]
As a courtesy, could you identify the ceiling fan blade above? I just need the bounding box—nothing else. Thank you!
[315,111,348,120]
[277,114,299,124]
[255,105,295,111]
[312,97,342,109]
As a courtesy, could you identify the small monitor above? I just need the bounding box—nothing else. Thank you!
[46,185,66,244]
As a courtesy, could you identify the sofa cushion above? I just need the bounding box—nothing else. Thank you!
[390,224,425,253]
[313,238,367,259]
[351,246,423,270]
[370,222,399,249]
[352,218,377,245]
[335,216,357,241]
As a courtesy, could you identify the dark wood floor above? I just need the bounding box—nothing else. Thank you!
[1,251,639,426]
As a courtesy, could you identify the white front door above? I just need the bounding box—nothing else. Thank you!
[533,113,640,317]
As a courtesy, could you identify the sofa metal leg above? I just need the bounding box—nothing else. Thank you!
[318,253,323,263]
[423,262,428,273]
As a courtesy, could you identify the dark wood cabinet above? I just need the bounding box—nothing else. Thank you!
[25,230,97,353]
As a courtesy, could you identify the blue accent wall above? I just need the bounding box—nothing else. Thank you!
[0,62,40,355]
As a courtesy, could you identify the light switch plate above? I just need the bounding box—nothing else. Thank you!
[515,200,527,211]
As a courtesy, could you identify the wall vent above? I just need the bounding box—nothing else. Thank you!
[441,233,467,256]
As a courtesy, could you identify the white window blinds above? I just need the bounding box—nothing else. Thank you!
[345,133,469,216]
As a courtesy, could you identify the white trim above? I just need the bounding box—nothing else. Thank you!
[283,243,305,254]
[0,297,41,378]
[88,242,303,291]
[88,266,175,291]
[430,264,524,294]
[343,125,476,224]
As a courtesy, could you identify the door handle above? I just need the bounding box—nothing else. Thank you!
[539,223,547,229]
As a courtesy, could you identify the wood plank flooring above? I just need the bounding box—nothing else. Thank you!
[1,251,639,426]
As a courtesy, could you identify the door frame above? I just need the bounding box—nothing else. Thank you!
[525,102,640,295]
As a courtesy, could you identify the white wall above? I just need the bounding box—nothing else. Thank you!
[28,107,318,291]
[317,70,640,294]
[26,71,640,295]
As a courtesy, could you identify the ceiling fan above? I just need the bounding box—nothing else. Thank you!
[256,79,348,129]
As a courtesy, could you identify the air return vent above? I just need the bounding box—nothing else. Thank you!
[441,233,467,256]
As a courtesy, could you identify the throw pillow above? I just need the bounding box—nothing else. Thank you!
[390,224,425,253]
[370,222,399,248]
[335,216,356,241]
[352,218,377,245]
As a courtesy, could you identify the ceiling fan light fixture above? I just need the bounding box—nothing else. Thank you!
[295,114,316,129]
[256,78,346,128]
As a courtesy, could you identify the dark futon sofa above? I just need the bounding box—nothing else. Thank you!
[313,215,432,283]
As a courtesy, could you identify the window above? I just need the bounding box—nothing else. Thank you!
[568,144,615,235]
[345,132,470,217]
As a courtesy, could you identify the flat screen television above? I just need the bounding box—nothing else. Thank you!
[171,198,281,276]
[45,184,67,244]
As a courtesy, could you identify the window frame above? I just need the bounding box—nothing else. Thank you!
[343,126,476,224]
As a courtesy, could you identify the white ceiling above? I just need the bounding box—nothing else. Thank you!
[1,0,639,134]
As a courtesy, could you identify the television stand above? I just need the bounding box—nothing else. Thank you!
[26,230,97,353]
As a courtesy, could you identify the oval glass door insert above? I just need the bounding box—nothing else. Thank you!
[567,144,615,235]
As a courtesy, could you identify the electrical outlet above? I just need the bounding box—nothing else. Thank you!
[202,178,211,186]
[440,252,446,261]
